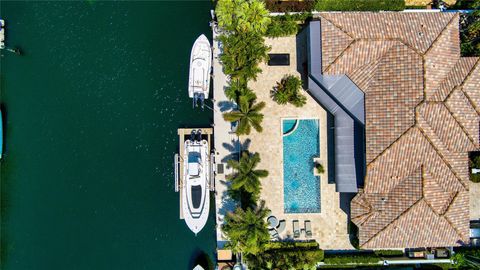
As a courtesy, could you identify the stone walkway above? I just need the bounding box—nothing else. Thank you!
[212,25,238,248]
[243,36,353,250]
[470,181,480,220]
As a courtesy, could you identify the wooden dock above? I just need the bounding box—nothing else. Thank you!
[176,128,213,220]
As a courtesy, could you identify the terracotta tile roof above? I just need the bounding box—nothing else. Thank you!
[432,57,478,101]
[317,12,480,248]
[320,17,353,72]
[463,63,480,114]
[424,17,460,99]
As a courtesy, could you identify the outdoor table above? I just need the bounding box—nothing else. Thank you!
[267,216,279,228]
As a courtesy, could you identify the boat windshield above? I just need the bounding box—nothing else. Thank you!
[191,185,202,209]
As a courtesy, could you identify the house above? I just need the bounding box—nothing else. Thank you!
[307,12,480,248]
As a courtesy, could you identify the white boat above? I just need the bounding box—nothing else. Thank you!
[1,19,5,49]
[188,34,211,108]
[182,136,210,235]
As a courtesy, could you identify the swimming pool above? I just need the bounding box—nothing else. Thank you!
[282,119,320,213]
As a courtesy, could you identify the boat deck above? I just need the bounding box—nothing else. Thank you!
[177,128,213,220]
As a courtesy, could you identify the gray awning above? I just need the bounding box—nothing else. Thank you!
[306,20,365,193]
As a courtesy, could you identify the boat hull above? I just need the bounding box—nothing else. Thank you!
[0,108,3,159]
[188,34,211,100]
[181,139,210,234]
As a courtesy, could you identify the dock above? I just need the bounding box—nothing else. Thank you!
[211,23,239,248]
[175,128,214,220]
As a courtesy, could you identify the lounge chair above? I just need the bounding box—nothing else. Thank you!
[269,228,279,239]
[305,220,312,238]
[293,220,300,238]
[276,220,286,234]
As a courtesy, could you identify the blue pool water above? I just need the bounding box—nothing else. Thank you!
[283,119,320,213]
[282,119,297,135]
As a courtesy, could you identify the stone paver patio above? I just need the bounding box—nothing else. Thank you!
[470,181,480,220]
[243,36,353,249]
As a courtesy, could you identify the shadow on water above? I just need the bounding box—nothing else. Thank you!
[1,103,7,154]
[1,103,9,267]
[188,248,215,270]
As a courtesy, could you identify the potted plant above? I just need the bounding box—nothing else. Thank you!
[313,158,324,176]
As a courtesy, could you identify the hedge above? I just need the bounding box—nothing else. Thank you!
[470,153,480,182]
[266,16,299,37]
[323,254,380,265]
[374,250,404,257]
[265,0,315,12]
[265,13,312,38]
[315,0,405,11]
[246,241,324,269]
[265,240,319,250]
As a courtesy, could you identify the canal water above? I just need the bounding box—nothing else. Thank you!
[0,1,215,269]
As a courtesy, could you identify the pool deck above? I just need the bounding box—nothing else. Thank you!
[212,25,238,248]
[470,181,480,220]
[243,36,353,249]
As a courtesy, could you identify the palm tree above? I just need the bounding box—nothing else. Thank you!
[223,94,265,135]
[222,200,270,255]
[218,33,270,81]
[225,79,256,102]
[271,74,306,107]
[237,0,271,34]
[216,0,271,35]
[215,0,235,31]
[227,151,268,195]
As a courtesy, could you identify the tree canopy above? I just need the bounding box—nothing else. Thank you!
[217,33,270,82]
[222,200,270,255]
[215,0,271,35]
[227,151,268,199]
[223,95,265,135]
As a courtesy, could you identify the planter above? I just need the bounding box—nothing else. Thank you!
[313,158,324,176]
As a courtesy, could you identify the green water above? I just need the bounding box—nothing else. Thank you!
[0,2,216,269]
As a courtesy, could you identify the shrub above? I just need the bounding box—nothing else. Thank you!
[323,254,380,265]
[266,13,313,38]
[266,16,299,37]
[271,74,307,107]
[265,240,319,250]
[315,0,405,11]
[458,6,480,57]
[246,241,324,269]
[315,162,325,174]
[374,250,404,257]
[265,0,316,12]
[452,247,480,269]
[470,152,480,183]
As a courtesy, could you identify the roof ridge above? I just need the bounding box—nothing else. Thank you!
[415,119,469,191]
[324,39,356,74]
[441,192,469,241]
[361,198,424,248]
[319,15,355,40]
[458,58,480,115]
[352,211,375,227]
[422,166,456,215]
[434,57,479,102]
[319,16,355,73]
[444,88,479,147]
[367,125,416,166]
[423,13,459,56]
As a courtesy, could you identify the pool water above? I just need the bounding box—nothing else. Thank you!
[282,119,297,135]
[282,119,320,213]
